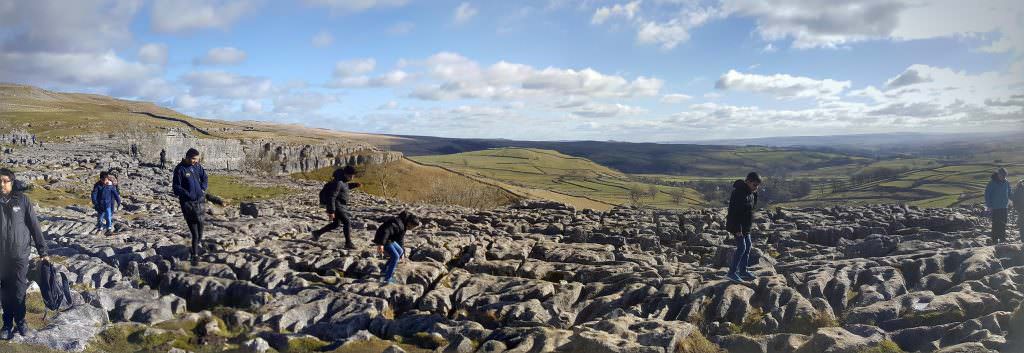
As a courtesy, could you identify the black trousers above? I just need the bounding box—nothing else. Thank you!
[0,259,29,328]
[181,200,205,258]
[992,208,1008,242]
[314,208,352,244]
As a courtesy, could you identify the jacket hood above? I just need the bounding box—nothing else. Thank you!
[733,180,747,190]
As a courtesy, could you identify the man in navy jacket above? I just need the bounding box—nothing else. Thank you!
[0,168,48,339]
[172,148,208,265]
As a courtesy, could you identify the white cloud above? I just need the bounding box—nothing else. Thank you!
[661,93,692,103]
[892,0,1023,55]
[242,99,263,113]
[378,100,400,109]
[151,0,260,33]
[453,2,478,24]
[333,58,377,77]
[0,0,141,53]
[884,65,933,89]
[408,52,664,101]
[721,0,904,49]
[0,50,164,95]
[715,69,851,100]
[637,20,689,50]
[182,71,273,99]
[592,0,641,24]
[572,102,647,118]
[302,0,410,14]
[311,30,334,47]
[273,92,336,114]
[175,94,200,109]
[194,47,247,66]
[138,43,168,66]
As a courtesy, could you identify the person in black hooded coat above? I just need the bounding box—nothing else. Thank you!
[725,172,761,283]
[0,168,48,339]
[312,166,361,248]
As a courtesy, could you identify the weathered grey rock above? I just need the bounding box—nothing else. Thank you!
[12,304,110,352]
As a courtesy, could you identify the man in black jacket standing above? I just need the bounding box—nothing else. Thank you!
[312,166,360,248]
[0,168,48,339]
[726,172,761,283]
[172,149,208,266]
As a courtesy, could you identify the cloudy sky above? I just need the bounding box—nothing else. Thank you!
[1,0,1022,142]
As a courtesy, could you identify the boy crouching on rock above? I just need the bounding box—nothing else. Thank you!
[373,211,421,285]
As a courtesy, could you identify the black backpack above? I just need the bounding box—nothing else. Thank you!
[318,180,337,207]
[38,260,73,314]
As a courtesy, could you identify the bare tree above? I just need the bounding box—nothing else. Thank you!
[669,188,686,205]
[628,186,647,207]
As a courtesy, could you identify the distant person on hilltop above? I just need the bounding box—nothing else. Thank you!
[160,149,167,169]
[726,172,761,283]
[373,211,421,285]
[0,168,48,339]
[312,166,361,248]
[91,174,121,236]
[985,168,1012,244]
[172,148,208,266]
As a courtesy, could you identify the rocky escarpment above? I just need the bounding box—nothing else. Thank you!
[1,141,1022,353]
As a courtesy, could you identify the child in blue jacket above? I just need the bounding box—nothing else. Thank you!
[91,175,121,235]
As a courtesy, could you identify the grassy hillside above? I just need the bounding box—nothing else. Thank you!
[292,158,520,209]
[783,162,1024,208]
[0,83,397,146]
[411,148,706,210]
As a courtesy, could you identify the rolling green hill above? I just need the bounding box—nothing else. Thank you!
[411,148,707,210]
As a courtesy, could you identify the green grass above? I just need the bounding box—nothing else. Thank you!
[411,148,706,210]
[856,340,906,353]
[207,175,294,203]
[25,179,89,208]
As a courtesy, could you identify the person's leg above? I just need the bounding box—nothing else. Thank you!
[10,259,27,334]
[105,207,114,231]
[993,209,1008,243]
[0,269,13,332]
[728,233,749,276]
[339,209,353,247]
[383,242,401,283]
[96,209,104,231]
[313,215,341,239]
[1018,209,1024,240]
[739,234,753,275]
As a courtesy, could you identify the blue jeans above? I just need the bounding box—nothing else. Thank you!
[728,233,751,275]
[96,207,114,230]
[382,242,405,282]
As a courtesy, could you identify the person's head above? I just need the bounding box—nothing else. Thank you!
[99,171,109,181]
[996,167,1008,181]
[0,168,15,195]
[745,172,762,192]
[332,167,348,181]
[185,148,201,165]
[399,210,421,230]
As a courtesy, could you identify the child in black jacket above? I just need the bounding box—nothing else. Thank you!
[726,172,761,283]
[373,211,421,284]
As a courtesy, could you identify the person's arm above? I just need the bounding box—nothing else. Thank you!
[985,183,993,209]
[326,181,343,213]
[23,196,47,258]
[199,165,208,192]
[91,184,99,207]
[347,182,361,190]
[172,167,187,199]
[114,188,122,208]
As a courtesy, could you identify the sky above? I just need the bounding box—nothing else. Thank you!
[1,0,1022,142]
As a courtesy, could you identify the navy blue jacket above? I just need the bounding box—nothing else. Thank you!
[172,162,208,202]
[91,184,121,210]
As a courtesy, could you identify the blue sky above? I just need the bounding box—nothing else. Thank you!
[1,0,1022,141]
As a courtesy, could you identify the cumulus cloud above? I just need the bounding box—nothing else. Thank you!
[194,47,247,66]
[409,52,663,101]
[0,0,141,53]
[453,2,478,24]
[661,93,692,103]
[571,102,647,118]
[715,69,851,100]
[273,91,337,114]
[720,0,905,48]
[151,0,260,33]
[592,0,641,24]
[311,30,334,47]
[334,58,377,77]
[242,99,263,113]
[138,43,168,66]
[182,71,273,99]
[303,0,410,14]
[884,65,933,88]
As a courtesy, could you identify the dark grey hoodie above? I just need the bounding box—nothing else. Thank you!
[0,191,47,260]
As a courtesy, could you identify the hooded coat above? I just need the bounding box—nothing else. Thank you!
[726,180,758,234]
